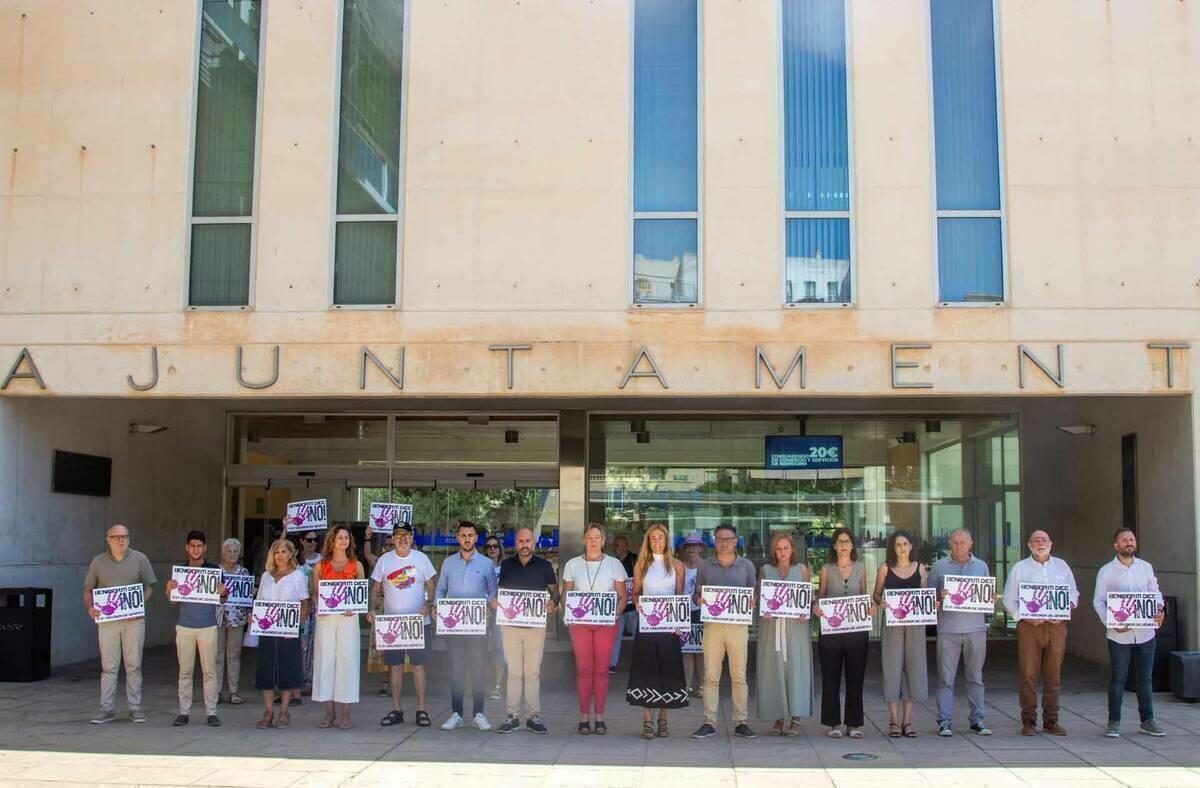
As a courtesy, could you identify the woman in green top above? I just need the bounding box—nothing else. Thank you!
[755,532,813,735]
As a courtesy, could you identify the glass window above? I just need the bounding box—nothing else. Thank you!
[632,0,699,306]
[782,0,851,306]
[333,0,405,306]
[189,0,262,307]
[930,0,1005,303]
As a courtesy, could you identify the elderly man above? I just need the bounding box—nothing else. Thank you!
[927,528,992,737]
[1002,530,1078,736]
[494,527,558,734]
[83,524,157,724]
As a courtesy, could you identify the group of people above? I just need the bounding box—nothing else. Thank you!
[83,519,1168,740]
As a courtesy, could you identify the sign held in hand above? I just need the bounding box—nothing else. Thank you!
[941,575,996,614]
[563,591,617,626]
[1016,583,1072,621]
[170,565,223,605]
[638,595,691,632]
[249,601,301,638]
[1105,592,1162,629]
[435,598,488,635]
[374,614,426,650]
[92,584,145,623]
[758,579,813,619]
[699,586,755,625]
[284,499,328,533]
[884,588,938,626]
[817,594,872,634]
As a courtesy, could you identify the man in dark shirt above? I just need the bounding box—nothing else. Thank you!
[164,530,226,728]
[493,527,558,734]
[609,533,638,673]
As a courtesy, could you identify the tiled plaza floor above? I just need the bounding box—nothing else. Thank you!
[0,643,1197,787]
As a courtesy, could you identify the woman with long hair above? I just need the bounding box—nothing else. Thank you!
[813,526,875,738]
[561,523,628,734]
[310,524,365,729]
[872,530,929,738]
[756,532,814,736]
[254,538,309,729]
[625,523,688,738]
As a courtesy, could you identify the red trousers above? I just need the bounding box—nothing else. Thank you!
[568,623,619,715]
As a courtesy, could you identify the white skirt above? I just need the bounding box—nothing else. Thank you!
[311,614,361,703]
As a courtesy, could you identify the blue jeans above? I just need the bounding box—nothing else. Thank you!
[609,610,638,669]
[1107,638,1155,723]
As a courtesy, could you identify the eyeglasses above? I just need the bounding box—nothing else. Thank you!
[714,536,737,543]
[834,538,853,545]
[107,535,130,541]
[485,544,500,550]
[303,537,317,543]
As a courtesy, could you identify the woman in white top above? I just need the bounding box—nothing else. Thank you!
[561,523,628,735]
[254,538,310,729]
[625,523,688,739]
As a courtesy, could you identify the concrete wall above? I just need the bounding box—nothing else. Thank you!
[1018,396,1197,662]
[0,399,224,667]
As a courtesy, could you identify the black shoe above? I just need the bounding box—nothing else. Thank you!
[497,715,520,734]
[734,723,757,739]
[526,715,548,734]
[172,714,189,727]
[206,715,221,727]
[692,723,717,739]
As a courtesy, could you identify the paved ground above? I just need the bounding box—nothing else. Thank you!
[1,643,1198,787]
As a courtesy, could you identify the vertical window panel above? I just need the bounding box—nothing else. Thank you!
[633,219,698,305]
[189,224,252,307]
[633,0,698,213]
[936,217,1003,303]
[782,0,849,213]
[785,218,850,304]
[334,222,398,305]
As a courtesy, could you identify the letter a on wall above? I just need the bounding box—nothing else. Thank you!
[0,348,46,390]
[619,347,668,390]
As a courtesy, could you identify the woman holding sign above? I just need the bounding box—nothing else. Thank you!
[254,538,310,729]
[561,523,628,735]
[310,524,365,729]
[216,538,250,706]
[756,532,813,736]
[871,530,929,738]
[626,524,688,739]
[814,527,874,739]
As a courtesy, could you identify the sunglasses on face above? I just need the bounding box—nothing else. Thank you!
[303,537,317,543]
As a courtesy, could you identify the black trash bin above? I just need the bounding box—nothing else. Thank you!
[0,588,53,681]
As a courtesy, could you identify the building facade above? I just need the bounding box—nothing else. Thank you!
[0,0,1197,668]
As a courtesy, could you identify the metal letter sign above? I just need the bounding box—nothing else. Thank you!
[764,435,843,470]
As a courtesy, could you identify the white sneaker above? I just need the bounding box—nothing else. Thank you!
[473,712,492,731]
[440,712,463,731]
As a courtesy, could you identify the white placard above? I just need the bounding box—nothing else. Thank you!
[495,589,550,628]
[169,565,223,605]
[758,579,813,619]
[435,598,488,635]
[249,600,301,638]
[223,573,255,608]
[374,614,426,650]
[284,499,328,533]
[563,591,618,626]
[884,587,938,626]
[941,575,997,614]
[637,594,691,633]
[1016,583,1072,621]
[316,579,369,616]
[817,594,873,634]
[1105,592,1162,629]
[92,584,146,623]
[679,620,703,654]
[699,585,755,625]
[368,502,413,535]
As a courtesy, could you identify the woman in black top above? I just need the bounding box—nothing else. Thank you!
[872,530,929,738]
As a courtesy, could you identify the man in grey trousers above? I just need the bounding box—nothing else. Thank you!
[927,528,991,737]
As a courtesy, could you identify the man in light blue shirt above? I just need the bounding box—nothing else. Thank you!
[434,521,497,731]
[927,528,992,738]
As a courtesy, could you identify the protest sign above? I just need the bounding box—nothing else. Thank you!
[1016,583,1073,621]
[638,594,691,633]
[249,600,301,638]
[699,585,755,625]
[284,499,328,533]
[368,502,413,535]
[374,614,426,650]
[817,594,873,634]
[495,589,550,628]
[435,598,488,635]
[1105,592,1162,629]
[941,575,996,614]
[92,584,145,623]
[169,565,223,605]
[758,579,813,619]
[223,573,255,608]
[563,591,618,626]
[884,587,938,626]
[316,579,369,615]
[679,620,704,654]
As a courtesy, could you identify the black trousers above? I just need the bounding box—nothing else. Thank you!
[446,635,487,716]
[819,631,869,728]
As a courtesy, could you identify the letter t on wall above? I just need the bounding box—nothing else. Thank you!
[489,344,532,390]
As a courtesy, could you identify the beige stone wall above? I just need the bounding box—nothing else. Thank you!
[0,0,1195,399]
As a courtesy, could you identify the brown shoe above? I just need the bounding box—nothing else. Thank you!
[1043,721,1067,736]
[1021,721,1038,736]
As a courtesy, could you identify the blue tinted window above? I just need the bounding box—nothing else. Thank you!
[785,218,850,305]
[937,218,1003,303]
[633,219,698,304]
[782,0,849,212]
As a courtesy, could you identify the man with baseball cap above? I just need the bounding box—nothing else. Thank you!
[369,522,437,729]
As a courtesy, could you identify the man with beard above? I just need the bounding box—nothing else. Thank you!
[434,521,496,731]
[494,527,558,734]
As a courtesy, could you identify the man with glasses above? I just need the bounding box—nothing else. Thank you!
[691,524,758,739]
[84,524,157,724]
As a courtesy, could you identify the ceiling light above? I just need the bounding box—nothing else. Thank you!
[1057,424,1096,436]
[129,423,168,435]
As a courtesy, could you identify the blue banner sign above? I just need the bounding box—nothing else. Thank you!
[765,436,843,470]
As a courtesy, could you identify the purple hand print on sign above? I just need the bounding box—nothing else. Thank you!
[1022,586,1049,614]
[497,596,526,620]
[765,584,787,611]
[566,596,594,619]
[890,593,915,621]
[705,591,732,618]
[1110,596,1138,624]
[826,600,849,629]
[380,618,404,644]
[321,585,347,610]
[438,603,465,629]
[255,608,278,631]
[644,598,671,627]
[949,580,969,607]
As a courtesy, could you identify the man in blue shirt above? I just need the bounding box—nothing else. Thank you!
[435,520,497,731]
[165,530,226,728]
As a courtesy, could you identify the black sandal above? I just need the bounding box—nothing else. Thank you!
[415,710,431,727]
[594,721,607,735]
[902,723,917,738]
[577,722,592,735]
[380,710,404,727]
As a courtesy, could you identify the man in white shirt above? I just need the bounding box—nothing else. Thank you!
[1002,530,1078,737]
[368,522,437,729]
[1092,527,1166,738]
